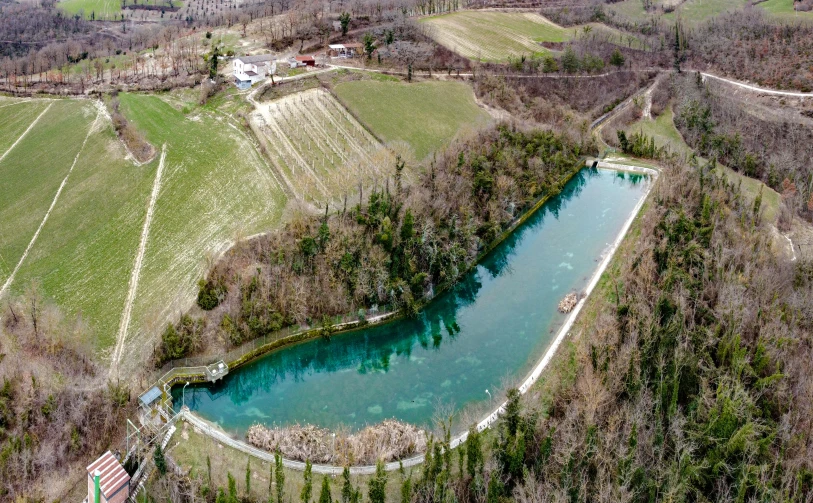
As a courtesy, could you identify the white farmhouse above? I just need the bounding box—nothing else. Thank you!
[233,54,276,89]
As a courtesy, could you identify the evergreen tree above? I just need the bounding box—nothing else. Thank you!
[208,44,220,80]
[275,452,285,503]
[400,474,412,503]
[368,461,387,503]
[269,461,274,503]
[301,460,313,503]
[362,33,376,60]
[341,466,353,503]
[153,445,167,476]
[246,458,252,497]
[228,472,238,503]
[466,426,483,479]
[610,49,625,68]
[319,475,333,503]
[561,46,580,73]
[339,12,351,36]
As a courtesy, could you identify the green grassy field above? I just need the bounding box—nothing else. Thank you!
[623,107,780,222]
[333,80,491,161]
[758,0,813,19]
[419,11,639,61]
[1,93,287,363]
[117,93,287,363]
[10,106,154,351]
[420,11,571,61]
[0,100,95,285]
[0,101,50,157]
[58,0,182,19]
[58,0,121,19]
[608,0,749,26]
[662,0,748,24]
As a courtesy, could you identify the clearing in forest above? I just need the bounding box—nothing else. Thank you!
[57,0,181,19]
[757,0,813,20]
[57,0,121,19]
[333,79,491,161]
[419,11,637,61]
[252,87,395,205]
[609,0,750,25]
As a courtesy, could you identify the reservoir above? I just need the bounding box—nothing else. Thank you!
[175,167,649,436]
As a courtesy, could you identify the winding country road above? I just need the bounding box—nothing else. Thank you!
[701,72,813,98]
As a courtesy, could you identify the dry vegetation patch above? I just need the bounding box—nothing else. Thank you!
[247,420,427,465]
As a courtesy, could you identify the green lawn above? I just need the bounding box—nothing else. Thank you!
[606,0,651,22]
[58,0,121,19]
[117,93,287,357]
[608,0,750,26]
[420,11,641,61]
[10,107,153,350]
[624,107,780,223]
[0,100,50,158]
[420,11,572,61]
[58,0,182,19]
[0,100,94,284]
[662,0,748,25]
[758,0,813,20]
[333,80,491,161]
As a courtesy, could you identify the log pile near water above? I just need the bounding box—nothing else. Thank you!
[558,292,579,313]
[247,419,427,465]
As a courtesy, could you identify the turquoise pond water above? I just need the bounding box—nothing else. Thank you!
[174,168,649,435]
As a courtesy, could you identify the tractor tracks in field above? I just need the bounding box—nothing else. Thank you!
[111,144,167,379]
[0,104,100,300]
[0,102,52,165]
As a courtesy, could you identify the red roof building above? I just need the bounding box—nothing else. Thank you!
[87,451,131,503]
[295,55,316,66]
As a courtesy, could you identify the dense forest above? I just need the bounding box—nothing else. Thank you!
[158,125,593,363]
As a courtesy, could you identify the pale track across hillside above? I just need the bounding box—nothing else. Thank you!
[110,144,167,379]
[0,103,101,300]
[0,102,52,165]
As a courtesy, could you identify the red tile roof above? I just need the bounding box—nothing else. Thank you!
[87,451,130,499]
[295,55,315,61]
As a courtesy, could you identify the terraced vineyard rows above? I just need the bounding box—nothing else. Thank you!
[253,88,395,204]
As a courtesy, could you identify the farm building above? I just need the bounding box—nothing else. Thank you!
[86,451,130,503]
[328,43,363,58]
[296,55,316,66]
[233,54,276,89]
[288,55,317,68]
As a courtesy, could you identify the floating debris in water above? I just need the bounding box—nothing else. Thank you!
[558,292,578,313]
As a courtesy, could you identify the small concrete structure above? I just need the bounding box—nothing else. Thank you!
[205,360,228,382]
[138,386,161,411]
[86,451,130,503]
